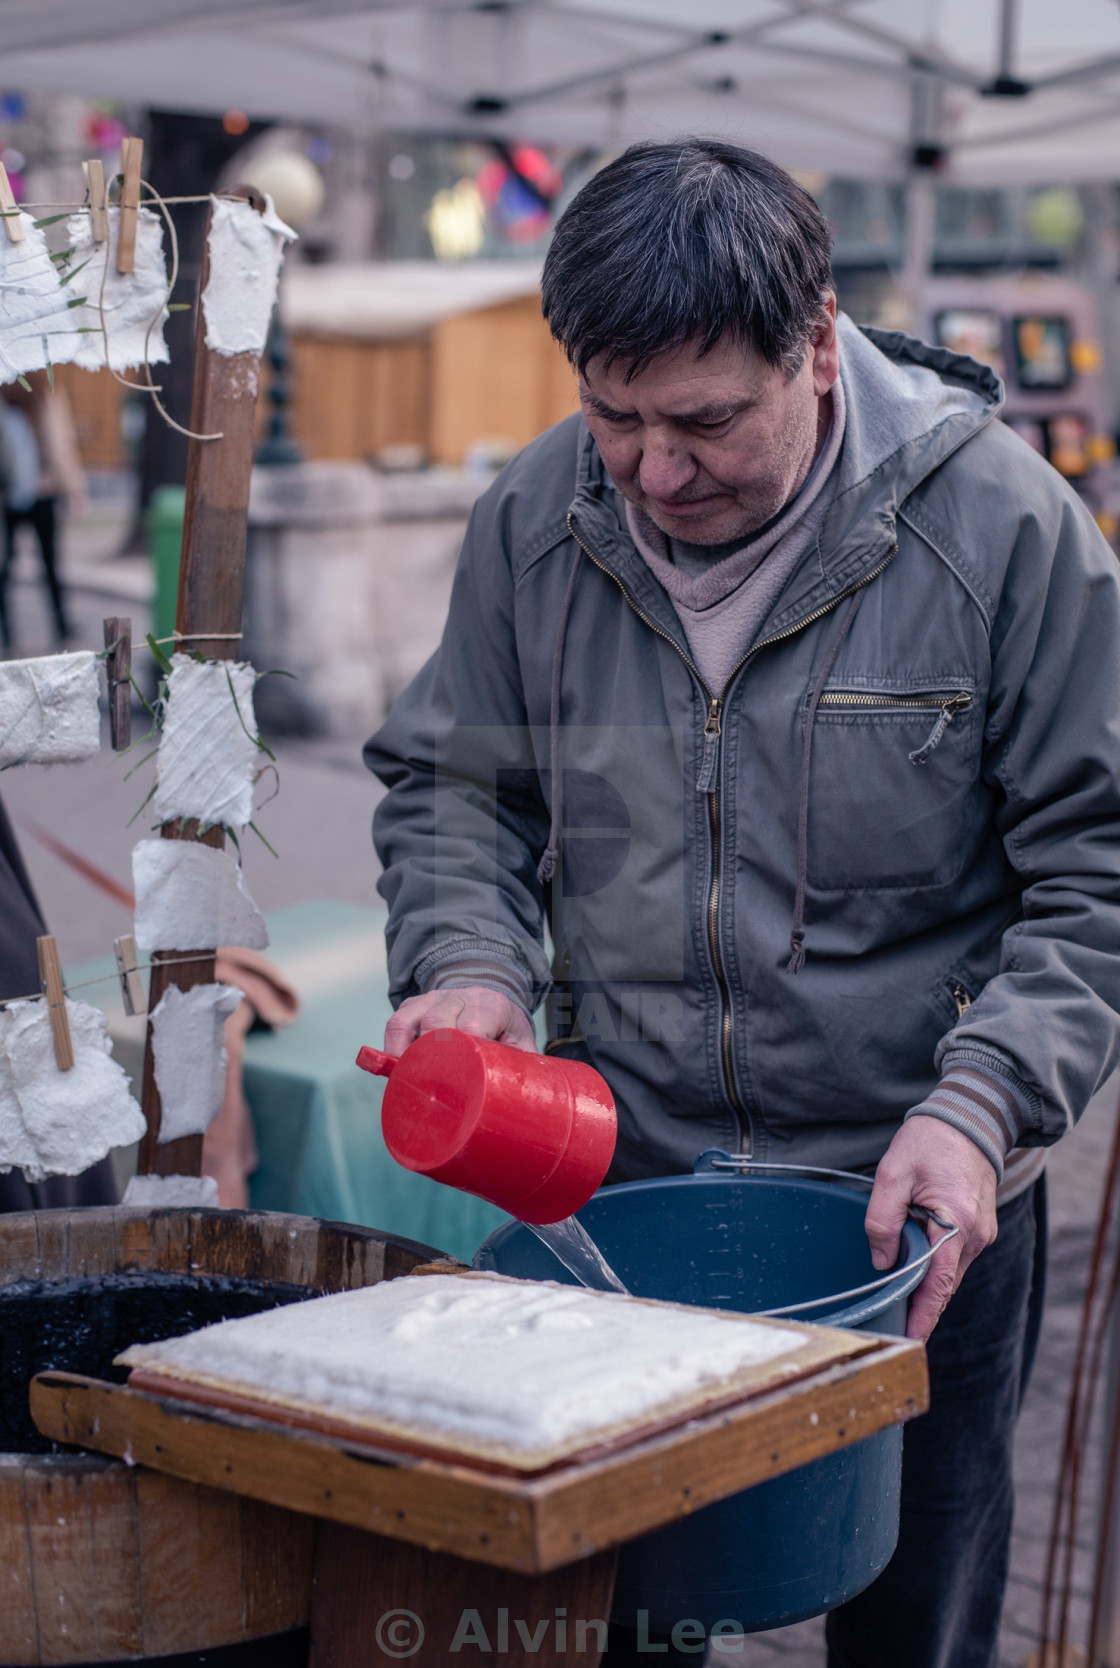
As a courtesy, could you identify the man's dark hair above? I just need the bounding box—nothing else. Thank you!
[542,139,833,379]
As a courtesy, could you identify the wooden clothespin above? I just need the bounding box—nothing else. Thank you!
[113,934,146,1018]
[36,936,74,1071]
[83,159,109,244]
[0,160,25,245]
[103,615,131,750]
[116,136,143,274]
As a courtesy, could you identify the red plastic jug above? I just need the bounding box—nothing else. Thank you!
[355,1029,616,1225]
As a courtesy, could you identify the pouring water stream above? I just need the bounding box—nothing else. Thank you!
[525,1215,629,1294]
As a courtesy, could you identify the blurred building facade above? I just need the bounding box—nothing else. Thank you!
[5,92,1117,475]
[4,88,1120,718]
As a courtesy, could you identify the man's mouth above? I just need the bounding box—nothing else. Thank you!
[648,496,721,521]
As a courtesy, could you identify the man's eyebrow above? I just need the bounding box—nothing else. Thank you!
[580,390,751,424]
[674,401,748,424]
[581,390,632,419]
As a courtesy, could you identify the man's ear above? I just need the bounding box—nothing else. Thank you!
[811,292,839,397]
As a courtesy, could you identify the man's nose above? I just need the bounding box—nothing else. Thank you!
[637,433,697,500]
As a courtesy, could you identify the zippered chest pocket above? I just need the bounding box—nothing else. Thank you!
[804,686,984,891]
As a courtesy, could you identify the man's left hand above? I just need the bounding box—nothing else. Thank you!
[864,1115,998,1343]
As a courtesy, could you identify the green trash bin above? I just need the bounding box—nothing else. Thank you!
[145,484,186,646]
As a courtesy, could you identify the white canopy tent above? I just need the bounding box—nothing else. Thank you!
[2,0,1120,187]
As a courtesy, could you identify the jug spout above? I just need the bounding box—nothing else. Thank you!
[356,1046,398,1078]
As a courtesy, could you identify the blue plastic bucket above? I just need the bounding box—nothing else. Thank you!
[474,1151,930,1635]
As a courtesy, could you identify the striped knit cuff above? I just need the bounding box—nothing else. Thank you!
[904,1062,1034,1183]
[418,947,534,1017]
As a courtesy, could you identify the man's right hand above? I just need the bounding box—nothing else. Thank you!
[384,986,538,1057]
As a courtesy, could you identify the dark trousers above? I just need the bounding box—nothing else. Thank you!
[606,1181,1046,1664]
[1,496,68,646]
[826,1179,1045,1668]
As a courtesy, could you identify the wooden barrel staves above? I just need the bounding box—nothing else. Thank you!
[0,1207,441,1666]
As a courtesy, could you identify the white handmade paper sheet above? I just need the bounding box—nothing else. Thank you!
[65,206,171,373]
[153,656,260,831]
[0,213,81,384]
[119,1274,805,1454]
[0,1047,39,1174]
[132,839,269,953]
[0,999,145,1181]
[202,194,295,358]
[122,1173,219,1208]
[151,981,242,1143]
[0,651,101,768]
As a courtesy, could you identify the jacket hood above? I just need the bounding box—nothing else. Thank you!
[825,315,1002,553]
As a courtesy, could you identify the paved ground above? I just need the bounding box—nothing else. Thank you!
[3,483,1115,1667]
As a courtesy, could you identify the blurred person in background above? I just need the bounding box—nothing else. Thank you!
[0,371,85,652]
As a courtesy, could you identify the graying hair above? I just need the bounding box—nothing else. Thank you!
[542,139,833,379]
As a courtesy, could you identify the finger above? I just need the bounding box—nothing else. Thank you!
[417,992,466,1034]
[864,1167,912,1271]
[905,1235,963,1342]
[384,999,427,1056]
[498,1004,539,1052]
[384,993,465,1054]
[947,1212,996,1289]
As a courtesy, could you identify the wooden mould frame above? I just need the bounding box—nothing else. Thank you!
[32,1335,927,1577]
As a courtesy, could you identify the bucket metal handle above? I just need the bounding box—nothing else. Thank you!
[700,1154,959,1319]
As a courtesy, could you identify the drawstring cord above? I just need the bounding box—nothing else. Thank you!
[787,587,868,974]
[536,550,583,887]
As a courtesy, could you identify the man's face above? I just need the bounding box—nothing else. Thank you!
[579,298,839,546]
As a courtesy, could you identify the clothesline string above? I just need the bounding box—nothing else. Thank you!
[15,193,262,211]
[0,952,219,1011]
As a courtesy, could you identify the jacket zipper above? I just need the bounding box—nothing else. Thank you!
[951,982,972,1019]
[817,689,971,713]
[818,689,971,765]
[566,510,897,1150]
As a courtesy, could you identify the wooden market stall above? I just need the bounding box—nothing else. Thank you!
[280,259,579,467]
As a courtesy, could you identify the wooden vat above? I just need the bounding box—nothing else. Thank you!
[0,1207,439,1666]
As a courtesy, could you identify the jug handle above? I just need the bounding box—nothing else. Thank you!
[356,1046,398,1078]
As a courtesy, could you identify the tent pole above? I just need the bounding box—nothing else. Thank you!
[997,0,1018,83]
[901,172,936,337]
[900,69,942,337]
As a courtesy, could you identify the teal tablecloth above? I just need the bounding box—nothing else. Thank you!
[67,900,510,1265]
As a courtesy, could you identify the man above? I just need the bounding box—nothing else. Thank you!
[366,140,1120,1666]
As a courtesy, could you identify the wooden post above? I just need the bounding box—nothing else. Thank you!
[309,1528,617,1667]
[137,187,267,1179]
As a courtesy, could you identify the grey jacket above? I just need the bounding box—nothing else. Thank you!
[367,319,1120,1182]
